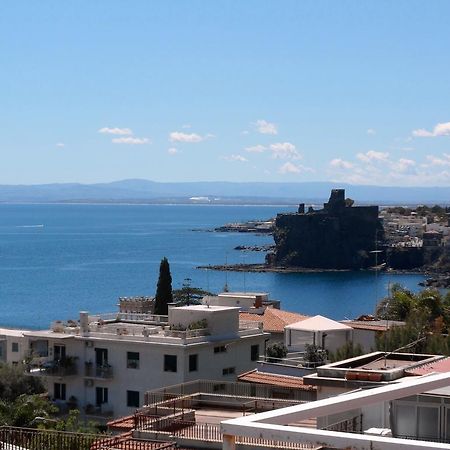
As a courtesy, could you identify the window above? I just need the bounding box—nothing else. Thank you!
[54,345,66,361]
[251,344,259,361]
[96,387,108,406]
[214,345,226,354]
[222,367,235,376]
[127,390,140,408]
[11,342,19,353]
[189,354,198,372]
[54,383,66,400]
[127,352,140,369]
[164,354,177,372]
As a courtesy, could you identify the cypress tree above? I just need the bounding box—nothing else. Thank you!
[154,257,173,315]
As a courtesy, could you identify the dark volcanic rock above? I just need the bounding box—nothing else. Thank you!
[269,189,383,270]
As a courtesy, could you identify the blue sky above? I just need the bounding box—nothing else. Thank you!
[1,1,450,186]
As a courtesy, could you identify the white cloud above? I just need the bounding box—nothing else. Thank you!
[269,142,301,159]
[245,144,266,153]
[278,162,314,175]
[111,137,150,145]
[240,130,250,135]
[169,131,209,143]
[367,128,376,135]
[413,121,450,137]
[425,154,450,167]
[168,147,179,155]
[279,162,301,174]
[329,158,354,170]
[255,119,278,135]
[98,127,133,135]
[391,158,416,173]
[356,150,390,163]
[222,154,248,162]
[56,142,65,148]
[181,124,191,129]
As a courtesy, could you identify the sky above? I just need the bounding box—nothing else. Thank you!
[1,1,450,186]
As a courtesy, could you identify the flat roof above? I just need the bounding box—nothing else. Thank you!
[0,327,29,337]
[23,330,74,339]
[173,305,240,312]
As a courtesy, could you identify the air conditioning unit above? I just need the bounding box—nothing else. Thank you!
[84,379,94,387]
[85,341,94,348]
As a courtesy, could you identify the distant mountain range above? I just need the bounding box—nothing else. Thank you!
[0,179,449,205]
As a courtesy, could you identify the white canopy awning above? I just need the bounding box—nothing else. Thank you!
[285,315,351,332]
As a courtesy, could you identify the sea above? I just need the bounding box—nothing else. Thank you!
[0,204,425,330]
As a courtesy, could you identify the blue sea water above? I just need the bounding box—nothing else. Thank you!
[0,204,425,329]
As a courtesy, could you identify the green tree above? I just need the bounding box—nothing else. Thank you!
[0,363,45,402]
[266,342,288,362]
[172,278,213,306]
[154,257,173,315]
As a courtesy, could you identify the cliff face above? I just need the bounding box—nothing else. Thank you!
[268,189,382,269]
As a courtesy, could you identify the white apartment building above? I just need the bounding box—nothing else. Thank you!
[0,327,29,365]
[22,304,267,420]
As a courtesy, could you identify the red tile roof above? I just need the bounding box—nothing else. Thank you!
[238,369,316,391]
[240,308,309,333]
[405,357,450,376]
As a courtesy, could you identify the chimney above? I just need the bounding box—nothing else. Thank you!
[80,311,89,336]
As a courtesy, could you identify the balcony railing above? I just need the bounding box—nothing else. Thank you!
[26,358,78,377]
[85,363,113,379]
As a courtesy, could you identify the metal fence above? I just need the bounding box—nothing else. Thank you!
[0,427,177,450]
[135,419,317,449]
[323,415,363,433]
[143,379,316,406]
[0,426,100,450]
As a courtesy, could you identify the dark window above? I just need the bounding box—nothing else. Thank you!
[127,352,140,369]
[54,383,66,400]
[214,345,226,354]
[222,367,235,376]
[96,387,108,405]
[11,342,19,353]
[54,345,66,361]
[127,390,140,408]
[251,344,259,361]
[189,354,198,372]
[164,354,177,372]
[95,348,108,366]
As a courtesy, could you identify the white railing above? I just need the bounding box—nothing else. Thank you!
[239,320,263,330]
[88,312,169,324]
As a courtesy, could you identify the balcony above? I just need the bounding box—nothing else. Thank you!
[26,357,78,377]
[84,362,113,379]
[84,403,114,418]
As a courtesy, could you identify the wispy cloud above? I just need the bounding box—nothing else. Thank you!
[245,144,266,153]
[424,154,450,167]
[330,158,354,170]
[169,131,212,143]
[98,127,133,135]
[56,142,65,148]
[412,121,450,137]
[112,137,150,145]
[168,147,179,155]
[367,128,376,135]
[222,154,248,162]
[278,162,314,175]
[356,150,389,163]
[254,119,278,135]
[270,142,301,159]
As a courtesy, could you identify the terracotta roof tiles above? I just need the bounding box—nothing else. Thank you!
[405,357,450,376]
[238,369,316,391]
[240,307,308,334]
